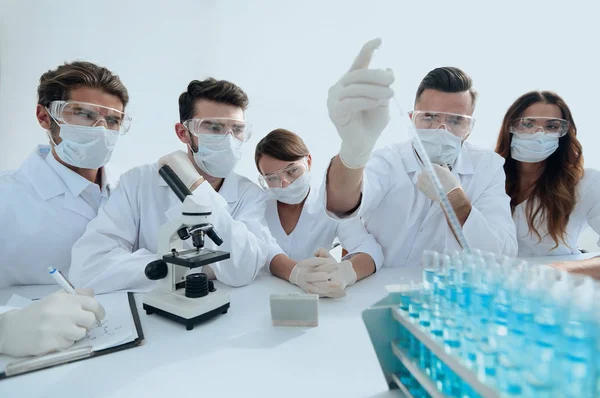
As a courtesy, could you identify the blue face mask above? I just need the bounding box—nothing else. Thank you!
[510,132,559,163]
[51,124,119,169]
[191,134,243,178]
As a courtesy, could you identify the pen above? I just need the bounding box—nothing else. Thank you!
[47,266,100,326]
[48,266,76,294]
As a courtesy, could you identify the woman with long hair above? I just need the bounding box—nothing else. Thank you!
[495,91,600,277]
[255,128,383,297]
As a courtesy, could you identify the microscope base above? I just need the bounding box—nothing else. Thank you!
[143,289,230,330]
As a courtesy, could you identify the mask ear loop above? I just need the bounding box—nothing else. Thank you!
[183,124,199,155]
[45,107,61,147]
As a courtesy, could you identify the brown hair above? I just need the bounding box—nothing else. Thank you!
[37,61,129,108]
[495,91,584,248]
[178,78,249,123]
[415,66,478,110]
[255,129,310,173]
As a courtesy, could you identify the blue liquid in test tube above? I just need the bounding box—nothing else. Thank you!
[561,277,596,398]
[419,251,437,373]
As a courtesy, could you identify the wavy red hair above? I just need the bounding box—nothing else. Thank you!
[495,91,584,248]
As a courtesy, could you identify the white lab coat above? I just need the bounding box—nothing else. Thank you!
[0,145,114,287]
[514,168,600,256]
[69,163,271,293]
[323,140,518,267]
[265,186,384,269]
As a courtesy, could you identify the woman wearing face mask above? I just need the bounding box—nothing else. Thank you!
[255,129,384,297]
[495,91,600,278]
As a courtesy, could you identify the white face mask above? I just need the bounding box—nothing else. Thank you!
[51,124,119,169]
[269,172,311,205]
[414,128,462,166]
[510,132,559,163]
[191,134,243,178]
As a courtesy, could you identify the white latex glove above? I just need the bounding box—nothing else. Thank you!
[416,164,462,203]
[0,289,106,357]
[314,248,357,290]
[327,38,395,169]
[290,256,345,298]
[303,281,346,299]
[159,150,205,191]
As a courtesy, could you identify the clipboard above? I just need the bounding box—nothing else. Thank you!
[0,292,144,380]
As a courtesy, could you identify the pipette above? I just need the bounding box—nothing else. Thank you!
[392,97,471,253]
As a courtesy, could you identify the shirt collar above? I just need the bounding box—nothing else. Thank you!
[45,148,105,197]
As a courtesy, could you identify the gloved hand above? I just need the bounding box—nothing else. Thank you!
[314,248,357,290]
[327,38,395,169]
[289,256,345,298]
[0,289,106,357]
[416,164,462,202]
[159,150,205,191]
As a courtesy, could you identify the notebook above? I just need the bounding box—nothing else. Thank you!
[0,292,144,379]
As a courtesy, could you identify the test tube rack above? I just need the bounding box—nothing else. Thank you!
[362,292,499,398]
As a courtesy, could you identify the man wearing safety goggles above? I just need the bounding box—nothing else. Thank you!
[70,78,270,292]
[0,61,128,357]
[323,39,517,268]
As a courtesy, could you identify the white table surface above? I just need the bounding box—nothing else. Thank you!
[0,253,595,398]
[0,267,423,398]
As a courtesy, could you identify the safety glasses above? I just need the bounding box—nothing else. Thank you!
[510,117,569,137]
[258,158,309,189]
[183,118,252,143]
[410,110,475,138]
[48,101,131,134]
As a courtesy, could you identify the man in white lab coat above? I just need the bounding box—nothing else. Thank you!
[323,39,517,267]
[0,61,127,358]
[69,78,270,293]
[0,61,131,287]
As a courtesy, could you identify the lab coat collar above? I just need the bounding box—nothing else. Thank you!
[302,185,320,214]
[158,165,239,203]
[400,139,475,182]
[20,145,68,201]
[216,172,239,203]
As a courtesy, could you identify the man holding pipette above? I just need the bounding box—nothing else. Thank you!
[322,38,517,267]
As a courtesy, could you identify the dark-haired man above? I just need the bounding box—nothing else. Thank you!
[70,78,271,292]
[323,39,517,268]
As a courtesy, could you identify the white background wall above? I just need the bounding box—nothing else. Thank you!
[1,0,599,247]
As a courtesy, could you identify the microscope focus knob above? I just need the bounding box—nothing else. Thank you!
[145,260,169,280]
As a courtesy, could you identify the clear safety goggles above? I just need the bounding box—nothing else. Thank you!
[183,118,252,143]
[47,100,131,134]
[510,117,569,137]
[258,158,309,189]
[410,110,475,138]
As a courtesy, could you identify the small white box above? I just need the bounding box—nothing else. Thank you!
[269,293,319,327]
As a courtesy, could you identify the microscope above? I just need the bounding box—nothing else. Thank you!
[142,165,231,330]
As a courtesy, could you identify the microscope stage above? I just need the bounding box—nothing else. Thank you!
[162,249,230,269]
